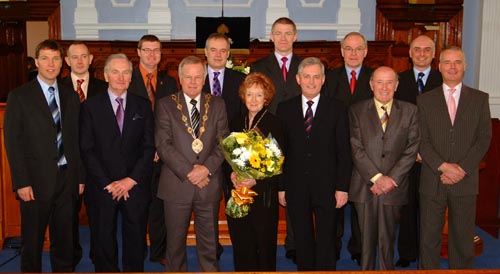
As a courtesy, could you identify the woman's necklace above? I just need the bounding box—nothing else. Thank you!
[171,92,210,154]
[245,109,267,132]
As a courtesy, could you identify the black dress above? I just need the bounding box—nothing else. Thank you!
[226,107,284,271]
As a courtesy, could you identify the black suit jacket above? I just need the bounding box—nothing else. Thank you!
[202,68,246,125]
[60,75,107,100]
[4,78,83,201]
[250,53,302,114]
[277,95,352,205]
[395,68,443,104]
[323,65,373,107]
[79,91,155,199]
[128,67,178,102]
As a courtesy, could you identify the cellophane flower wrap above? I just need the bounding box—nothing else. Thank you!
[220,130,284,218]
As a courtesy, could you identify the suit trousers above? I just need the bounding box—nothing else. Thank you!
[419,191,476,269]
[164,199,219,272]
[147,162,166,261]
[20,168,74,272]
[91,190,149,272]
[355,198,401,270]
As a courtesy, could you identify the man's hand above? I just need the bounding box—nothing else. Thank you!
[195,177,210,189]
[439,162,466,184]
[416,153,422,163]
[17,186,35,201]
[79,184,85,195]
[187,164,210,186]
[278,191,286,207]
[105,177,136,201]
[374,175,398,194]
[153,151,160,163]
[335,191,348,208]
[370,183,384,196]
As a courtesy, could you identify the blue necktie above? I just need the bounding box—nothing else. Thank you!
[213,71,222,96]
[48,86,64,164]
[304,100,314,137]
[417,72,425,94]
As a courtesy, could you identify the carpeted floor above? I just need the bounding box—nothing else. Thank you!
[1,204,499,272]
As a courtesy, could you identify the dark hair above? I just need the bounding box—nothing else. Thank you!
[35,40,63,59]
[238,72,275,106]
[205,33,231,49]
[138,34,161,49]
[271,17,297,33]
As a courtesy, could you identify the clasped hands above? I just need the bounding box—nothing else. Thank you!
[371,175,398,196]
[187,164,210,189]
[105,177,136,201]
[439,162,466,185]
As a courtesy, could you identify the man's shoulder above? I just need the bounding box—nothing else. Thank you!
[224,68,246,80]
[250,54,274,68]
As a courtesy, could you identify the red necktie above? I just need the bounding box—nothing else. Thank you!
[76,79,85,102]
[350,70,357,95]
[146,72,155,109]
[304,100,314,137]
[281,57,288,81]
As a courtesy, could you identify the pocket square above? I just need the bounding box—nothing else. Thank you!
[132,113,144,120]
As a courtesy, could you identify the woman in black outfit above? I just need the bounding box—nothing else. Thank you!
[227,72,284,271]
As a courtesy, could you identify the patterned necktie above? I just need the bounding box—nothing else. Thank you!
[48,86,64,163]
[213,71,222,96]
[281,56,288,81]
[448,88,457,125]
[350,70,357,95]
[380,105,389,132]
[190,99,200,137]
[146,72,155,109]
[304,100,314,137]
[417,72,425,94]
[76,79,85,102]
[115,97,124,133]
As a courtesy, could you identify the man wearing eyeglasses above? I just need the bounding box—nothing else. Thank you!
[323,31,373,265]
[128,34,178,266]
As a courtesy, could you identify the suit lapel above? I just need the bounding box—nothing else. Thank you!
[366,100,385,134]
[454,86,472,125]
[30,81,55,125]
[385,100,401,134]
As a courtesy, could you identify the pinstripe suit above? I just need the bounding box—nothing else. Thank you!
[417,85,491,269]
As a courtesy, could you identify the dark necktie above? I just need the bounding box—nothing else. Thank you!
[417,72,425,94]
[146,72,155,109]
[48,86,64,163]
[381,105,389,132]
[304,100,314,137]
[281,56,288,81]
[115,97,124,133]
[350,70,357,95]
[76,79,85,102]
[213,71,222,96]
[190,99,200,137]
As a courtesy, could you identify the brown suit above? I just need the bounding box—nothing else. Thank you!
[349,99,419,270]
[417,85,491,269]
[155,92,229,272]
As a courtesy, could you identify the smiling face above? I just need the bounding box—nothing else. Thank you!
[205,37,230,70]
[137,40,162,71]
[180,63,206,99]
[244,84,266,117]
[370,66,398,105]
[439,48,466,87]
[65,43,93,77]
[104,58,132,96]
[409,35,435,71]
[296,63,325,100]
[35,48,63,85]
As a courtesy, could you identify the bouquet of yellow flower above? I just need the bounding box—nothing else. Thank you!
[220,130,284,218]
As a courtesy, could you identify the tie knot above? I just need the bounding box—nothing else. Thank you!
[214,71,220,78]
[281,56,288,64]
[147,73,153,80]
[307,100,314,107]
[48,86,55,93]
[77,79,84,85]
[449,88,456,95]
[116,97,124,105]
[381,105,387,111]
[190,99,197,106]
[351,70,357,77]
[418,72,425,79]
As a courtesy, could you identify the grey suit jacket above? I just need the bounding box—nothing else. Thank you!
[155,92,229,203]
[349,99,420,205]
[417,85,491,196]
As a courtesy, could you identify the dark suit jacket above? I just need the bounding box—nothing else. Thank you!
[60,75,108,100]
[250,54,302,114]
[79,91,155,199]
[4,78,83,201]
[277,95,352,205]
[417,85,491,196]
[395,68,443,104]
[348,99,420,205]
[323,65,373,107]
[128,67,178,102]
[202,68,246,125]
[155,93,229,203]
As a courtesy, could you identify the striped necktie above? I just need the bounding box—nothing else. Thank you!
[213,71,222,96]
[417,72,425,94]
[380,105,389,132]
[304,100,314,137]
[76,79,85,102]
[146,72,155,109]
[48,86,64,164]
[190,99,200,137]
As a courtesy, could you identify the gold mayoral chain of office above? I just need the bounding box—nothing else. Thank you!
[172,92,211,154]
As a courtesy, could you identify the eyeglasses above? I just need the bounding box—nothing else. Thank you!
[141,48,161,54]
[343,47,365,54]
